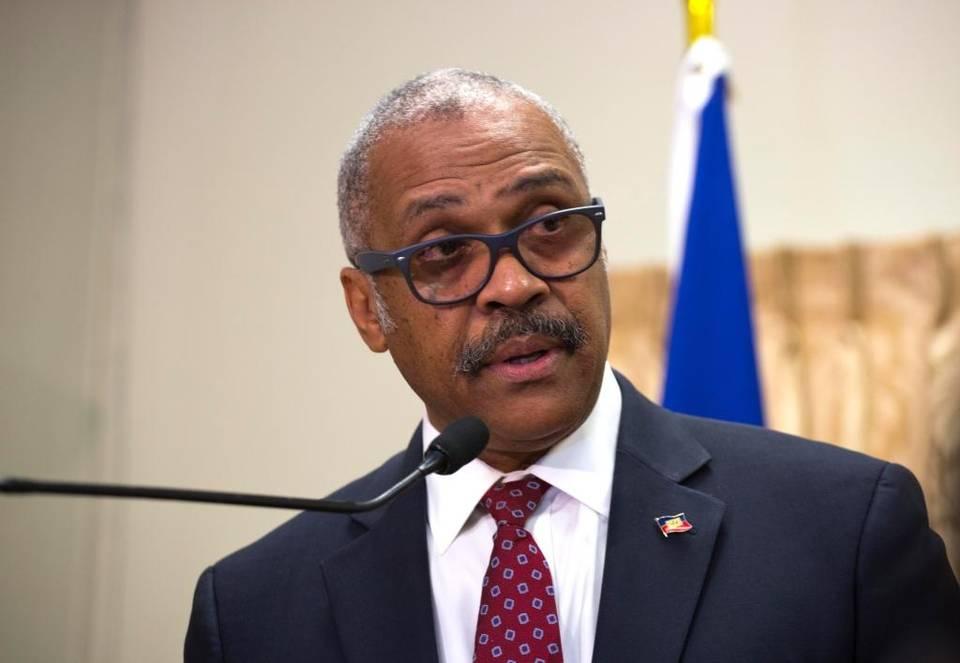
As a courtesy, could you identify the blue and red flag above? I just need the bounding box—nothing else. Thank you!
[655,513,694,537]
[663,37,764,426]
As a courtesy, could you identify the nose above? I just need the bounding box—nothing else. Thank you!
[475,249,550,313]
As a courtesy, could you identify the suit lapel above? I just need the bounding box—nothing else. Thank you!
[593,376,726,663]
[320,430,440,663]
[318,376,725,663]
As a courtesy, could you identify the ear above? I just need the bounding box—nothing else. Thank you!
[340,267,389,353]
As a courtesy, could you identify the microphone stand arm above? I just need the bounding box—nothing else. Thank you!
[0,456,440,514]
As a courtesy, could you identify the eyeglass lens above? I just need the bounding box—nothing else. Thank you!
[408,212,598,303]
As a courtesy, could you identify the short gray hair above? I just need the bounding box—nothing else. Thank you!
[337,68,587,262]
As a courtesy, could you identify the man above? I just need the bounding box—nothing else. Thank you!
[185,69,959,662]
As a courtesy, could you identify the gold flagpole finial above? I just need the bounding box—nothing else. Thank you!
[685,0,715,45]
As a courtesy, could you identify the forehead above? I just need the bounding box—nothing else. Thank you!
[366,102,587,237]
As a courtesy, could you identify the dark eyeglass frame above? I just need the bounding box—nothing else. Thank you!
[353,197,605,305]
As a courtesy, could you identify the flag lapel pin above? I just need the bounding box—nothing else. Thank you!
[655,512,694,537]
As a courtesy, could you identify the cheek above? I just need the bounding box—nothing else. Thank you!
[558,273,611,342]
[597,278,612,339]
[385,301,469,384]
[588,267,612,334]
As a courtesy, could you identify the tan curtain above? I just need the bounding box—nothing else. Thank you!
[609,233,960,573]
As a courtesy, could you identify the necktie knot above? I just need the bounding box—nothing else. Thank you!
[480,476,550,527]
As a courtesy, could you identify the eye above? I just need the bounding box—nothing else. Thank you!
[541,217,564,233]
[416,238,470,263]
[530,214,569,237]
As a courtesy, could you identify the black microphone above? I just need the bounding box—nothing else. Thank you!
[0,416,489,513]
[421,415,489,475]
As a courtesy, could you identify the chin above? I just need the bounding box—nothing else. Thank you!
[472,360,604,441]
[482,400,584,448]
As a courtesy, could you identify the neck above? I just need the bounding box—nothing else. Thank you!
[478,446,550,473]
[472,424,580,473]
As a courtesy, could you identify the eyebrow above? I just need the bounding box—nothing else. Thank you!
[495,169,576,198]
[401,169,577,222]
[404,193,466,220]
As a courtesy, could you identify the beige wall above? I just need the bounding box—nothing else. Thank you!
[1,0,130,660]
[1,1,958,661]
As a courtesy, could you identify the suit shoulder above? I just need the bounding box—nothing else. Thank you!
[185,445,420,660]
[613,369,887,488]
[678,413,888,482]
[212,447,410,580]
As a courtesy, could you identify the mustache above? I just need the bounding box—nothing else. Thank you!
[455,309,589,376]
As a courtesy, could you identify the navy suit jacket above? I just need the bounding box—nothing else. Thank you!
[185,374,959,662]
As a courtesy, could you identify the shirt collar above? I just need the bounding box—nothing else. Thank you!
[422,363,622,555]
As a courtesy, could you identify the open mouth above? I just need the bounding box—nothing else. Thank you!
[505,350,548,365]
[483,345,562,383]
[455,311,589,376]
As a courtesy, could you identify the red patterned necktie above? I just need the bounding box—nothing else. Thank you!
[473,476,563,663]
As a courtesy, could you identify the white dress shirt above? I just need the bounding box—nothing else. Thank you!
[422,364,622,663]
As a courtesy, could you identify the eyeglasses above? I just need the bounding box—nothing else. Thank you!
[353,198,605,305]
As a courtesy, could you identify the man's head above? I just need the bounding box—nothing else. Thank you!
[338,69,611,471]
